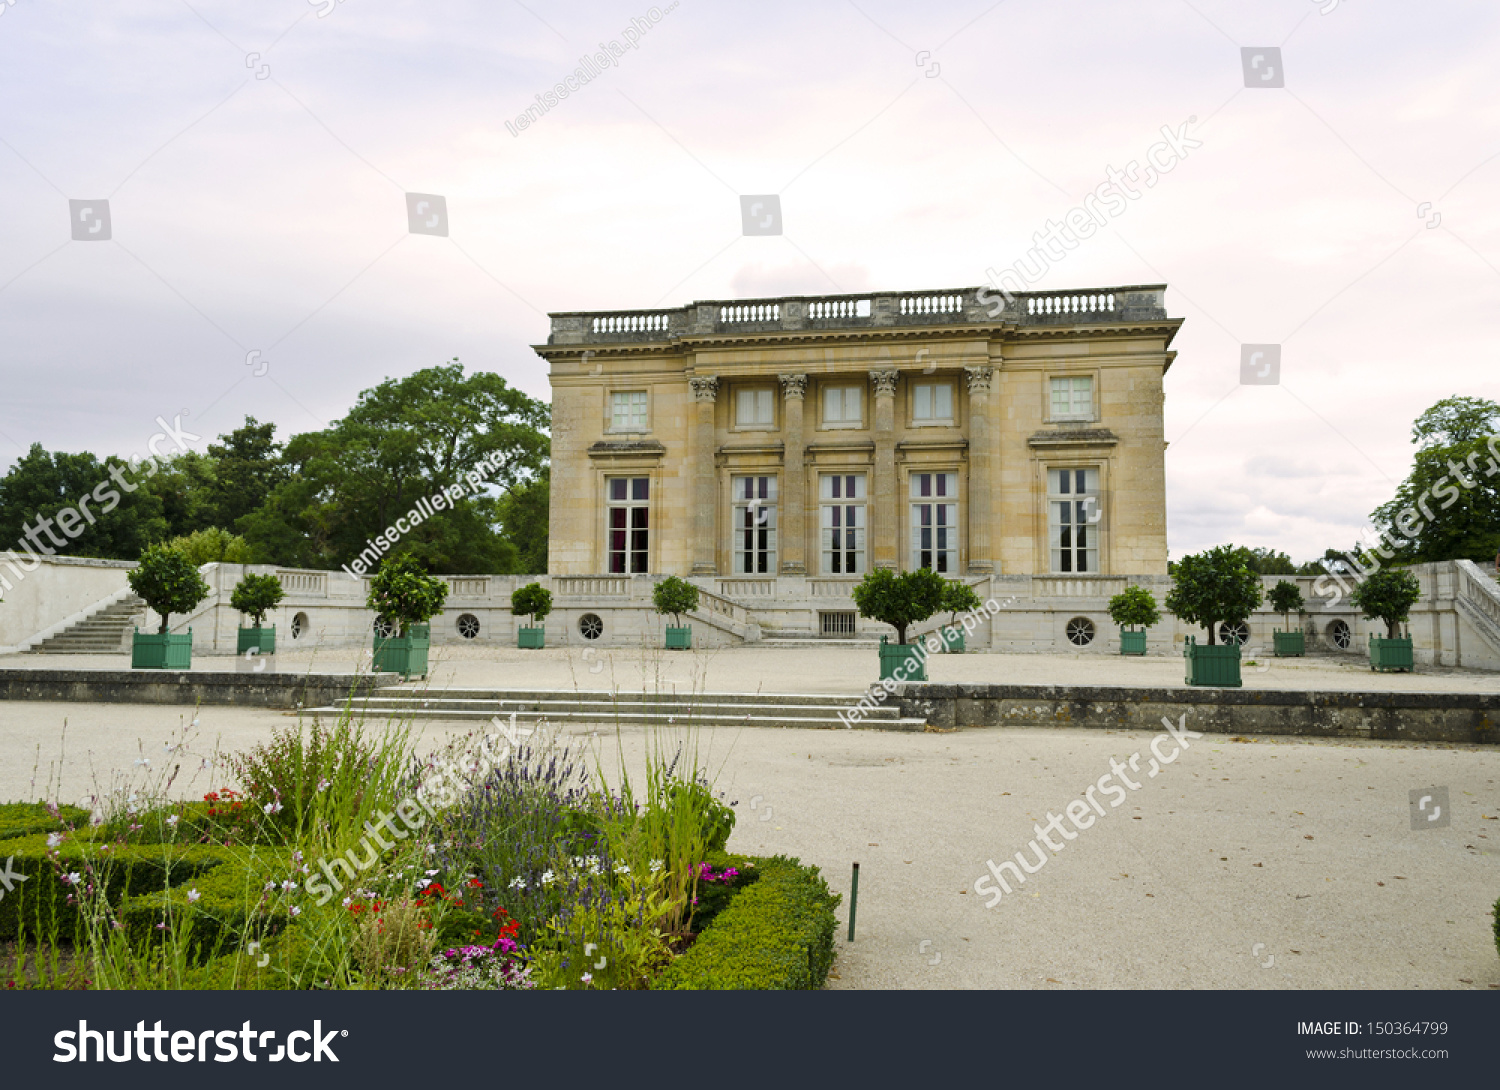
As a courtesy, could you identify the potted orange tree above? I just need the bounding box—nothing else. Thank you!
[1165,545,1263,687]
[367,554,448,678]
[128,543,211,669]
[511,582,552,649]
[654,576,699,650]
[938,579,983,653]
[1350,567,1421,672]
[1269,579,1306,657]
[231,572,285,655]
[852,566,946,682]
[1107,584,1160,656]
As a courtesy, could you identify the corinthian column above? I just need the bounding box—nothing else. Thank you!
[869,369,899,570]
[688,375,719,575]
[964,365,995,574]
[779,373,808,574]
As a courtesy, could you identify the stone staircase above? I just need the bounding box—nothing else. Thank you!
[304,687,928,731]
[29,595,147,654]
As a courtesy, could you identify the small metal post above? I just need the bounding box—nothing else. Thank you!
[847,861,860,941]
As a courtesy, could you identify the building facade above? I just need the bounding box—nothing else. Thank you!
[537,284,1179,583]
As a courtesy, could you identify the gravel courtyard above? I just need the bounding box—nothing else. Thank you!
[1,694,1495,991]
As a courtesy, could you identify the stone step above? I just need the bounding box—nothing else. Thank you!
[339,695,907,720]
[305,704,926,731]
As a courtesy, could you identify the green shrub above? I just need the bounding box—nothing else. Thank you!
[851,567,946,645]
[667,781,736,854]
[687,850,759,932]
[1164,544,1264,645]
[1350,567,1423,639]
[941,579,984,627]
[167,527,251,567]
[230,572,285,629]
[1268,579,1305,628]
[652,855,840,990]
[652,576,699,626]
[119,845,298,956]
[1107,584,1161,630]
[0,833,230,943]
[366,554,449,635]
[0,802,92,842]
[510,582,553,625]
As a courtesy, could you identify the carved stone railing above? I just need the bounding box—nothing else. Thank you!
[553,576,629,597]
[447,576,490,597]
[717,578,776,598]
[278,570,328,597]
[1454,559,1500,654]
[1031,575,1126,599]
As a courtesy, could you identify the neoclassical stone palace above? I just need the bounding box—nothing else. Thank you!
[537,284,1178,582]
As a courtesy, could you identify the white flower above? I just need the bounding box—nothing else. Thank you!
[291,850,304,864]
[264,881,277,892]
[416,878,433,891]
[134,758,150,767]
[425,869,440,877]
[341,897,353,908]
[580,972,593,985]
[614,862,631,875]
[46,832,63,849]
[186,889,201,903]
[540,869,555,886]
[317,779,330,793]
[166,815,179,828]
[508,877,526,891]
[62,871,82,886]
[288,906,302,918]
[264,800,283,815]
[281,880,297,893]
[649,860,664,874]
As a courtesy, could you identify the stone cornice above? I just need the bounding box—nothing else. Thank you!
[1026,428,1121,449]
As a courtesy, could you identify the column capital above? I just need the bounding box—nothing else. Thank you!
[964,365,995,394]
[688,375,720,402]
[778,372,808,400]
[868,370,899,398]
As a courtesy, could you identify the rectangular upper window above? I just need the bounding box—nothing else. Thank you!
[912,381,955,424]
[1050,376,1094,422]
[822,385,863,427]
[610,390,648,431]
[735,388,774,428]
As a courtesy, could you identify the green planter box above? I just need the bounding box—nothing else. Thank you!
[132,628,193,670]
[941,626,965,654]
[1273,630,1304,657]
[518,626,545,649]
[1369,634,1414,672]
[665,625,692,650]
[1184,636,1241,687]
[1119,628,1148,656]
[373,624,430,679]
[237,626,275,655]
[879,636,927,682]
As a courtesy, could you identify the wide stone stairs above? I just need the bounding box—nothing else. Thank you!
[304,686,928,731]
[29,595,147,654]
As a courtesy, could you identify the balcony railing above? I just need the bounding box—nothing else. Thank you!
[547,285,1170,344]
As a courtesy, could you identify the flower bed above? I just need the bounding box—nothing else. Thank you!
[0,713,840,991]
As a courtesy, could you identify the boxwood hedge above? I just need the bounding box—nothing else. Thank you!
[653,854,840,990]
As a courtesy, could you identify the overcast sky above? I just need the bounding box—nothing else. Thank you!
[1,0,1496,562]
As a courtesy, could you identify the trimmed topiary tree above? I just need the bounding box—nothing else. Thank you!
[129,544,211,634]
[367,554,449,636]
[851,567,947,646]
[511,582,552,626]
[653,576,700,627]
[1164,545,1264,646]
[1107,584,1160,655]
[230,573,285,629]
[939,579,983,652]
[1268,579,1305,628]
[1349,567,1421,639]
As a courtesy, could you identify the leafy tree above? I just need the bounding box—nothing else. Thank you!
[940,579,983,628]
[210,417,288,530]
[851,567,946,645]
[138,450,218,541]
[1349,567,1422,639]
[497,471,550,574]
[366,554,449,635]
[128,544,211,633]
[1107,584,1161,630]
[167,527,251,566]
[0,444,169,560]
[510,582,552,626]
[1268,580,1305,629]
[1370,396,1500,564]
[1164,544,1264,645]
[652,576,700,627]
[1238,546,1297,575]
[241,361,549,573]
[230,572,285,629]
